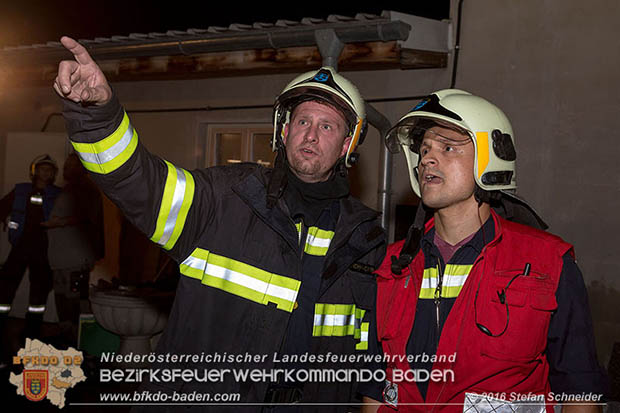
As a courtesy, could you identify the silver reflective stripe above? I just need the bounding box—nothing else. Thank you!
[0,304,11,313]
[182,254,206,273]
[77,121,134,165]
[206,262,298,303]
[180,252,299,304]
[27,305,46,313]
[158,166,187,246]
[360,329,369,342]
[306,233,332,249]
[314,313,359,329]
[7,221,18,230]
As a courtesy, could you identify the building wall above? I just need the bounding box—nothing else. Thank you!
[446,0,620,367]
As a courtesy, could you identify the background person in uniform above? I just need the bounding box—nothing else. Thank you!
[53,36,386,411]
[42,152,104,347]
[360,90,607,412]
[0,154,60,367]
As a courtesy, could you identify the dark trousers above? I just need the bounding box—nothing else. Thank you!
[0,243,52,362]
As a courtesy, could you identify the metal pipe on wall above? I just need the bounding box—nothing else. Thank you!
[314,29,394,233]
[365,104,393,233]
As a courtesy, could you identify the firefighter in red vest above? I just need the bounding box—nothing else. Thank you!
[359,90,607,412]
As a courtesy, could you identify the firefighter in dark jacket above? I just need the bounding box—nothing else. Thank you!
[54,37,386,411]
[0,155,61,366]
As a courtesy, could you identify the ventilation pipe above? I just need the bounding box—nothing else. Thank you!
[314,29,393,232]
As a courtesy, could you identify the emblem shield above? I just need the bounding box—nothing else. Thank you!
[24,370,49,402]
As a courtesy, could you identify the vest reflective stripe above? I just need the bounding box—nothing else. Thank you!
[27,305,46,313]
[355,321,369,350]
[150,161,195,250]
[180,248,300,313]
[71,112,138,174]
[294,224,335,256]
[419,264,473,299]
[312,303,366,337]
[0,304,11,313]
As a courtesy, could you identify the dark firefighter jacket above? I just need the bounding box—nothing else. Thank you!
[63,95,386,411]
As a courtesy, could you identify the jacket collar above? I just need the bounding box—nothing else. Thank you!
[232,167,383,255]
[421,209,503,259]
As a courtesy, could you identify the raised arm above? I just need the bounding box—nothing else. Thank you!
[53,37,207,263]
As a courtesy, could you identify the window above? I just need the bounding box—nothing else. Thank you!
[205,125,274,168]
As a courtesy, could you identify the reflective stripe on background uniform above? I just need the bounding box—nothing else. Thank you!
[27,305,46,313]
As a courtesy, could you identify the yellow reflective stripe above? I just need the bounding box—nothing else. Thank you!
[312,303,366,337]
[71,112,138,174]
[475,131,490,179]
[355,322,369,350]
[150,161,195,250]
[293,223,335,256]
[179,248,209,279]
[304,227,335,256]
[179,248,300,312]
[419,264,473,299]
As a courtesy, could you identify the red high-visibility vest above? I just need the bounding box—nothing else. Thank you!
[375,211,572,412]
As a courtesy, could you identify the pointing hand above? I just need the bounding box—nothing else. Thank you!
[53,36,112,105]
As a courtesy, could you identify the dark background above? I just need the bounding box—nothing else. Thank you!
[0,1,450,48]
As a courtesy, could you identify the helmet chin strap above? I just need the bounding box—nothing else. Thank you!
[266,146,288,209]
[334,157,348,179]
[391,201,430,275]
[474,186,501,204]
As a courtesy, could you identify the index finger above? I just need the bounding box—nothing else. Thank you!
[60,36,94,66]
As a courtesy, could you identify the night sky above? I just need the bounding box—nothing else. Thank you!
[0,1,450,48]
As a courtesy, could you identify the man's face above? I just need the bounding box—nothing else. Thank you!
[283,101,351,183]
[417,125,477,211]
[34,163,56,185]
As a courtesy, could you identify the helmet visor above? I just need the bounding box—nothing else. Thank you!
[385,116,471,155]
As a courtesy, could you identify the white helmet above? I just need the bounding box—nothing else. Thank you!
[385,89,516,197]
[272,67,367,167]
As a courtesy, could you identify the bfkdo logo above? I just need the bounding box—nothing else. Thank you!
[9,339,87,409]
[24,370,49,402]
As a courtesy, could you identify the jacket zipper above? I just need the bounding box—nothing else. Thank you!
[298,218,306,260]
[434,259,444,339]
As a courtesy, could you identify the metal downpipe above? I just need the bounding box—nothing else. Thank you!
[315,29,394,234]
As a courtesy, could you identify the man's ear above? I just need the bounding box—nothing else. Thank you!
[340,135,352,158]
[282,123,289,145]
